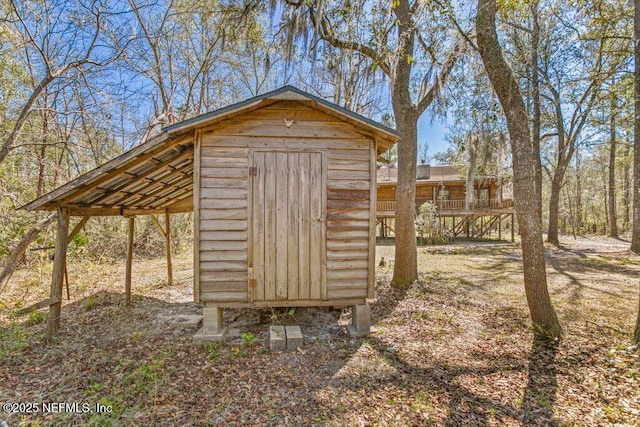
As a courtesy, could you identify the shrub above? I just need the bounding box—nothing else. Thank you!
[415,202,452,245]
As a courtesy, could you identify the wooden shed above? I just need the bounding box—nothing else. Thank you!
[22,86,400,341]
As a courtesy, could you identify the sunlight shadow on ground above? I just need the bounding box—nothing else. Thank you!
[521,338,560,425]
[356,335,525,425]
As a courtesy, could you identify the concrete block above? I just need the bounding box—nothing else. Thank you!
[347,302,371,337]
[193,326,228,342]
[270,325,286,352]
[285,325,303,351]
[193,305,226,341]
[202,305,224,331]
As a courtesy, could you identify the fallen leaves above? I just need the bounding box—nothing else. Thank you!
[0,239,638,425]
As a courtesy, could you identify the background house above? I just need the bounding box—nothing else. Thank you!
[376,164,515,240]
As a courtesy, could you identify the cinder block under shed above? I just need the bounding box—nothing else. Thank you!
[347,302,371,337]
[285,325,303,351]
[270,325,286,352]
[270,325,303,352]
[193,306,228,341]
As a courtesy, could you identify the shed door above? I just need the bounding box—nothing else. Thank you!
[250,152,325,301]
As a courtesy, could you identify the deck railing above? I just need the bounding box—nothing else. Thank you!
[376,199,513,213]
[377,201,396,211]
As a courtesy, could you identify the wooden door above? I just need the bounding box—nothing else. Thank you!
[250,151,325,301]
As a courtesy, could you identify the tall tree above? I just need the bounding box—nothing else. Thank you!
[476,0,562,339]
[530,0,543,222]
[278,0,466,288]
[539,6,619,245]
[633,0,640,254]
[608,84,619,238]
[632,0,640,345]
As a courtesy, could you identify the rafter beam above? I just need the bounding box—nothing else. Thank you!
[49,134,192,207]
[83,154,193,207]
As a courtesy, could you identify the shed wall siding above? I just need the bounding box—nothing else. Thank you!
[198,102,372,304]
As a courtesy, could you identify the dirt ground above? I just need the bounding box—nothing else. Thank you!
[0,236,639,426]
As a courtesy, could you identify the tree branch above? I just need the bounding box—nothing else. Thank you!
[416,40,467,114]
[304,3,391,76]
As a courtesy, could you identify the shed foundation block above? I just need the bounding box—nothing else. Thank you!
[285,325,303,351]
[347,303,371,337]
[270,325,286,352]
[193,305,228,342]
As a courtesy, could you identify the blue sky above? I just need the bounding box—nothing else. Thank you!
[418,113,450,159]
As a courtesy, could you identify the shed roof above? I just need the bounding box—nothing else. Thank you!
[22,86,401,215]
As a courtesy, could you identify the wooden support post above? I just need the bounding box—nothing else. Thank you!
[64,267,70,300]
[125,217,134,304]
[165,210,173,286]
[498,214,502,240]
[511,213,515,242]
[47,207,69,342]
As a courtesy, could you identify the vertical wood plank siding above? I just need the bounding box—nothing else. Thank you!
[198,102,373,304]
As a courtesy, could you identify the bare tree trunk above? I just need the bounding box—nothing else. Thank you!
[0,213,57,294]
[389,0,420,289]
[466,134,477,211]
[608,89,619,238]
[392,111,419,288]
[634,290,640,344]
[631,0,640,253]
[36,92,50,198]
[632,0,640,345]
[477,0,562,339]
[547,168,564,245]
[576,153,583,232]
[603,165,609,234]
[565,185,576,239]
[531,1,543,221]
[623,142,631,231]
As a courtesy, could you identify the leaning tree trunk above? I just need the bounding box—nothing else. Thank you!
[0,213,57,294]
[477,0,562,339]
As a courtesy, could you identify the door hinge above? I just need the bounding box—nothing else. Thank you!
[249,166,257,176]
